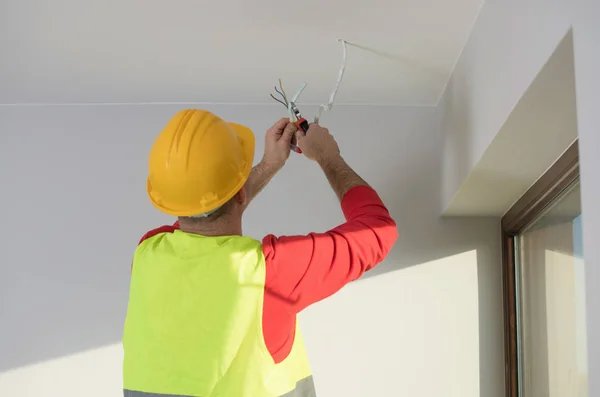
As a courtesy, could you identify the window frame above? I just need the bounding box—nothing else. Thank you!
[501,140,580,397]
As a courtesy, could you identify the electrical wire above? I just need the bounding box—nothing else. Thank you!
[269,38,347,124]
[269,94,288,108]
[278,79,288,104]
[274,86,288,105]
[271,39,436,126]
[287,82,307,122]
[290,82,307,103]
[344,41,446,76]
[271,79,291,110]
[315,39,348,124]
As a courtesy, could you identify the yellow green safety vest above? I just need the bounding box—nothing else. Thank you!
[123,230,314,397]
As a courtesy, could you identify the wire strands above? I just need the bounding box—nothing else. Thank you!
[278,79,288,103]
[269,38,347,124]
[269,93,288,108]
[274,86,288,105]
[271,78,293,111]
[274,78,289,105]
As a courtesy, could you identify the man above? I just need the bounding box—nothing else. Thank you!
[123,109,398,397]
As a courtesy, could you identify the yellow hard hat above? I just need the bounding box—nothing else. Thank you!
[147,109,255,216]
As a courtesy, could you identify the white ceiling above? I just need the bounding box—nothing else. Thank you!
[1,0,482,105]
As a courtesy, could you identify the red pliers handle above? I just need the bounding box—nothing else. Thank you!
[296,117,309,133]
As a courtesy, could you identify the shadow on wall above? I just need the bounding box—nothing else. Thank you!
[0,103,502,397]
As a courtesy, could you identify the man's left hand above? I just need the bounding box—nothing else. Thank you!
[261,118,298,170]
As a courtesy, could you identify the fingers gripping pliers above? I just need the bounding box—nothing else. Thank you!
[270,80,311,154]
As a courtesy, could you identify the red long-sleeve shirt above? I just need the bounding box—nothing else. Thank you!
[136,185,398,363]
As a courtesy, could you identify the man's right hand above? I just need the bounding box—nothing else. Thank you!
[296,123,368,202]
[296,124,340,163]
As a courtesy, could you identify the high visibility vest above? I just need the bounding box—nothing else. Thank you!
[123,230,314,397]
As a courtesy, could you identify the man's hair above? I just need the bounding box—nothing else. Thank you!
[178,197,235,226]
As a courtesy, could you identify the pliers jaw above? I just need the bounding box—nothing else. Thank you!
[285,82,308,154]
[287,101,310,154]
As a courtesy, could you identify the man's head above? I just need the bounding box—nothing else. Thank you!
[146,109,255,235]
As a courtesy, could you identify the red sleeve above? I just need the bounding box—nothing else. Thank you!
[263,185,398,311]
[261,185,398,362]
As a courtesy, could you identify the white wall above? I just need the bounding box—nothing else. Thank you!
[438,0,600,394]
[440,30,578,216]
[0,104,503,396]
[439,0,573,210]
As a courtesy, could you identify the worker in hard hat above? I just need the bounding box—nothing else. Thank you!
[123,109,398,397]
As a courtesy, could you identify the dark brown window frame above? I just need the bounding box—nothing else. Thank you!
[501,140,579,397]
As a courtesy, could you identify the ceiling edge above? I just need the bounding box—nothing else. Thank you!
[434,0,486,107]
[0,102,436,108]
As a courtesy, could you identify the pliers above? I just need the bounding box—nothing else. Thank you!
[287,83,310,154]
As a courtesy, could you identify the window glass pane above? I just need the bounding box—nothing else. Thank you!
[517,180,588,397]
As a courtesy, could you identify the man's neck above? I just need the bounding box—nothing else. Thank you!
[179,219,243,237]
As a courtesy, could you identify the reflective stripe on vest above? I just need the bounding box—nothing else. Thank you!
[124,375,316,397]
[123,230,313,397]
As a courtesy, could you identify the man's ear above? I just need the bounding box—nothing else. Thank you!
[235,187,247,207]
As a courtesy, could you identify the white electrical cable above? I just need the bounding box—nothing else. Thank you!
[288,82,307,121]
[314,39,348,124]
[281,39,440,125]
[344,41,446,76]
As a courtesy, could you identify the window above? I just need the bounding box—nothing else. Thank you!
[502,141,588,397]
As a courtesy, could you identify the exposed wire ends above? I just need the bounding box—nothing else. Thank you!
[278,79,288,103]
[314,39,348,124]
[269,94,287,108]
[287,82,307,122]
[274,86,288,105]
